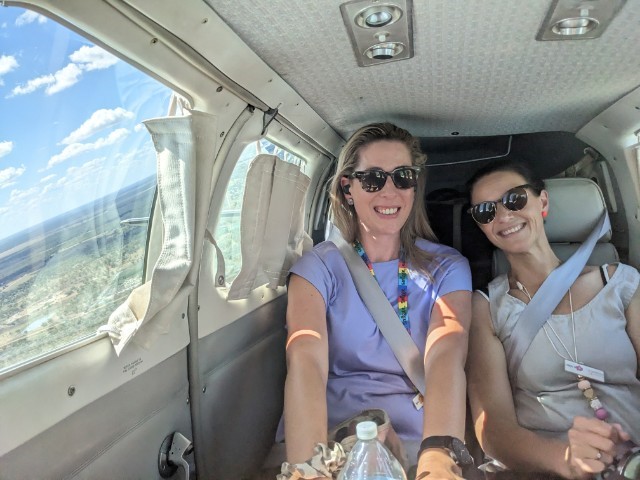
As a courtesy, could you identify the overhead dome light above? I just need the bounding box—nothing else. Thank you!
[341,0,414,67]
[364,42,405,60]
[355,5,402,29]
[551,17,599,36]
[365,10,393,27]
[536,0,625,41]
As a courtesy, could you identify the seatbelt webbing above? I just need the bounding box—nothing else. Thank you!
[330,230,426,395]
[505,211,611,390]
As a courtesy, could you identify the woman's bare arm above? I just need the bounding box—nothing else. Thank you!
[467,291,574,477]
[283,274,330,464]
[416,289,471,479]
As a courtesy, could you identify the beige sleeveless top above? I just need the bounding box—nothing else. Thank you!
[486,263,640,443]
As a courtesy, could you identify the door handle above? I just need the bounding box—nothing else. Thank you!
[159,432,195,479]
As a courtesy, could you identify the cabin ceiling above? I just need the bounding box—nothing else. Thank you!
[204,0,640,140]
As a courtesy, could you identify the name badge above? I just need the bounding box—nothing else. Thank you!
[564,359,605,382]
[412,393,424,410]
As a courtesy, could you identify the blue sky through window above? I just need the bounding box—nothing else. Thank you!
[0,7,172,240]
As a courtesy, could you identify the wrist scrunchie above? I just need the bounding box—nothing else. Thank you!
[277,442,346,480]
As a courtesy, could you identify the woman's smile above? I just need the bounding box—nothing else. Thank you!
[374,206,401,216]
[498,222,525,237]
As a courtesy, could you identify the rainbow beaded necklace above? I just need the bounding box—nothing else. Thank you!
[353,240,410,332]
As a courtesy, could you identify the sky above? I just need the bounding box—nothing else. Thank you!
[0,7,173,241]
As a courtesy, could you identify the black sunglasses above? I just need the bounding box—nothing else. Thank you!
[345,166,421,193]
[468,184,532,224]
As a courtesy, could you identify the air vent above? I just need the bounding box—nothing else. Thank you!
[340,0,413,67]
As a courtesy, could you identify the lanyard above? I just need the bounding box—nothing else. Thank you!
[353,240,410,332]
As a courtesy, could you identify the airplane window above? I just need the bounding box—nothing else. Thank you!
[0,7,173,372]
[214,139,304,284]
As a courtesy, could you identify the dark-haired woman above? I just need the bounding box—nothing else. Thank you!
[466,161,640,479]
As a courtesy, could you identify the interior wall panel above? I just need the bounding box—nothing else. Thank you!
[197,295,287,479]
[1,351,191,480]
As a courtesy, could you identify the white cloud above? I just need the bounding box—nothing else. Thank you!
[45,63,83,95]
[0,165,26,189]
[6,185,41,215]
[0,141,13,159]
[8,45,117,97]
[0,55,18,75]
[66,158,106,182]
[62,108,134,144]
[15,11,47,27]
[1,153,138,236]
[36,157,106,199]
[55,175,68,186]
[0,55,19,86]
[69,45,118,71]
[9,185,39,203]
[41,182,54,195]
[10,73,55,96]
[40,174,57,183]
[134,123,145,132]
[47,128,129,168]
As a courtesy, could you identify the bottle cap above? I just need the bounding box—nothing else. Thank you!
[355,421,378,440]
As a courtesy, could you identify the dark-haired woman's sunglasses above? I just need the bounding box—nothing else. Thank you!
[468,184,532,224]
[345,166,421,193]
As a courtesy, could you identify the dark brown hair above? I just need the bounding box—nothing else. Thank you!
[467,159,545,199]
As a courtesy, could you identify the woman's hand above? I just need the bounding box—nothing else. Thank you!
[564,416,631,479]
[415,449,464,480]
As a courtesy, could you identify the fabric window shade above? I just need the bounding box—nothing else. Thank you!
[227,154,312,300]
[100,110,218,354]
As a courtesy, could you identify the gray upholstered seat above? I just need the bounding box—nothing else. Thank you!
[492,177,618,277]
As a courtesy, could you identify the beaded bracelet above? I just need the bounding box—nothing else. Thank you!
[277,442,346,480]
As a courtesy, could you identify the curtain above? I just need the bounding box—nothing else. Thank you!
[100,110,218,355]
[227,154,312,300]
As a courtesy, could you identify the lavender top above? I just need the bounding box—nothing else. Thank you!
[276,238,471,443]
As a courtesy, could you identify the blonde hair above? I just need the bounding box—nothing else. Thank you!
[329,123,437,274]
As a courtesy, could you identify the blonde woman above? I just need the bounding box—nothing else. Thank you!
[277,123,473,480]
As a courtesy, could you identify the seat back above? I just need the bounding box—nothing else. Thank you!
[493,177,618,277]
[426,188,495,289]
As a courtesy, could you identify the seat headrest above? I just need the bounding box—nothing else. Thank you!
[544,177,611,243]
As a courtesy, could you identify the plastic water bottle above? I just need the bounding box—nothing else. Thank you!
[337,420,407,480]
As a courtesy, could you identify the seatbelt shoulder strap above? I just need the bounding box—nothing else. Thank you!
[505,211,611,391]
[330,230,426,395]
